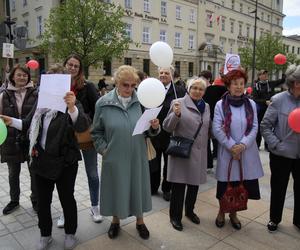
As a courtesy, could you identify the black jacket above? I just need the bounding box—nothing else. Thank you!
[23,102,90,180]
[151,83,186,150]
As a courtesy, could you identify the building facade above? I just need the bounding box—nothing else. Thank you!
[4,0,297,84]
[283,35,300,60]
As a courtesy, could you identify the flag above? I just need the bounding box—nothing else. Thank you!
[209,14,213,22]
[217,15,221,25]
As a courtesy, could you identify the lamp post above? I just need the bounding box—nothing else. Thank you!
[251,0,258,86]
[4,0,15,69]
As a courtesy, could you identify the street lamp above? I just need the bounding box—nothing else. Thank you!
[251,0,258,86]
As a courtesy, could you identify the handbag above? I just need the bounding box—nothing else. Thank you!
[74,127,94,150]
[220,158,249,213]
[146,137,156,161]
[166,117,203,158]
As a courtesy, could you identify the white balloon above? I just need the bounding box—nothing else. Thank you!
[137,78,166,109]
[149,41,173,68]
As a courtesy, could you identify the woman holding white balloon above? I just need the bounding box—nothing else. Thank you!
[91,65,160,240]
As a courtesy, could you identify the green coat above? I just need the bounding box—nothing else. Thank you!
[91,89,152,219]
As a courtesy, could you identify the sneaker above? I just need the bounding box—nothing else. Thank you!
[90,206,103,223]
[3,201,19,215]
[57,214,65,228]
[64,234,78,250]
[267,221,278,232]
[36,236,52,250]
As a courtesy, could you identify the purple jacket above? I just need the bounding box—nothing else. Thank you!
[212,99,264,182]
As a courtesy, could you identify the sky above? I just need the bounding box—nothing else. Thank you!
[282,0,300,36]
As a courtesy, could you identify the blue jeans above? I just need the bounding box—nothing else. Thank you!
[81,147,100,206]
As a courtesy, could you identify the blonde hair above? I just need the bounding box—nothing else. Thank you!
[47,63,67,74]
[186,77,207,92]
[113,65,139,85]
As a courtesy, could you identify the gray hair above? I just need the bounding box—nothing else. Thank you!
[285,64,300,89]
[186,77,207,92]
[158,65,175,76]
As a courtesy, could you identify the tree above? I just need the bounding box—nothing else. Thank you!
[239,33,300,80]
[41,0,131,77]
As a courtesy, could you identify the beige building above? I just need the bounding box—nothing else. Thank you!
[5,0,288,83]
[283,35,300,60]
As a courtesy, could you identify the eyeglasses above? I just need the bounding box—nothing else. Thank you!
[120,83,137,89]
[66,62,80,69]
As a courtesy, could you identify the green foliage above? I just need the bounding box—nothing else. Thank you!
[40,0,130,77]
[239,33,300,77]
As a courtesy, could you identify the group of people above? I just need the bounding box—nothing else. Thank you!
[0,57,299,250]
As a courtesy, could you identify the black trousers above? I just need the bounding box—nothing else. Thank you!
[269,153,300,225]
[35,165,78,236]
[7,161,37,203]
[150,148,171,194]
[169,182,199,221]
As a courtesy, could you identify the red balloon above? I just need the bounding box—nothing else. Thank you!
[246,86,253,95]
[274,53,287,65]
[26,59,39,70]
[288,108,300,133]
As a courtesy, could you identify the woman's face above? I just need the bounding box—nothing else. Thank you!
[189,81,205,101]
[292,81,300,97]
[117,76,137,98]
[12,69,29,88]
[228,77,245,97]
[65,57,80,78]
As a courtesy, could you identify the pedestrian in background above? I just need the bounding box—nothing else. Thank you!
[163,77,210,231]
[261,64,300,232]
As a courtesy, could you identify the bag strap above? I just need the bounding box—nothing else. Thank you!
[227,157,244,183]
[192,115,203,140]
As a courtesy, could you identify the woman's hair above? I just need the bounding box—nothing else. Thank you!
[114,65,139,85]
[63,54,84,90]
[8,64,31,86]
[285,64,300,89]
[222,69,248,87]
[47,63,67,74]
[186,77,207,92]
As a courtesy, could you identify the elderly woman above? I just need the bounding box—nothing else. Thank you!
[261,64,300,232]
[163,78,210,231]
[213,69,263,230]
[91,65,160,240]
[0,64,38,215]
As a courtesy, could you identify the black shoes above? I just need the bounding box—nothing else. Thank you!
[136,224,150,239]
[267,221,278,232]
[3,201,19,215]
[108,223,120,239]
[215,218,225,228]
[163,192,171,202]
[170,219,183,231]
[186,213,200,225]
[229,214,241,230]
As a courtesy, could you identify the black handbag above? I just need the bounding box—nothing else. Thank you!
[166,117,203,158]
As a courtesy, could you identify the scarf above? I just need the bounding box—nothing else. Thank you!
[192,99,206,114]
[28,108,57,163]
[221,92,254,138]
[117,93,132,108]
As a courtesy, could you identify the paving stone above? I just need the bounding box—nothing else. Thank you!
[16,213,34,224]
[0,234,23,250]
[0,214,17,225]
[6,221,24,233]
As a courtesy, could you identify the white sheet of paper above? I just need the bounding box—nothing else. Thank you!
[37,74,71,113]
[132,106,162,136]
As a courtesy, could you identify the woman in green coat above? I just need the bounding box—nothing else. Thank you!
[91,65,160,240]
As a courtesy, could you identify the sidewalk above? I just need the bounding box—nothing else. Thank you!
[0,150,299,250]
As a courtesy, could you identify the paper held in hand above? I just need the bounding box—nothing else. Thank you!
[2,43,14,58]
[37,74,71,113]
[132,106,162,136]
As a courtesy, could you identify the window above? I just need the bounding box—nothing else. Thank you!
[142,27,150,43]
[23,0,27,6]
[286,45,290,53]
[292,46,295,54]
[36,16,43,36]
[11,0,16,11]
[221,1,225,6]
[230,43,233,53]
[261,12,264,21]
[125,0,132,9]
[175,32,182,48]
[238,23,242,36]
[143,59,150,76]
[276,18,280,26]
[240,3,243,13]
[125,23,132,39]
[144,0,150,12]
[298,47,300,55]
[188,34,194,49]
[124,57,132,65]
[176,6,181,20]
[207,13,213,27]
[231,0,235,10]
[24,21,29,38]
[103,60,112,76]
[221,18,225,31]
[246,26,250,37]
[230,21,234,33]
[160,30,167,42]
[190,9,195,23]
[161,1,167,16]
[188,62,194,77]
[220,38,226,51]
[267,15,270,22]
[175,61,180,75]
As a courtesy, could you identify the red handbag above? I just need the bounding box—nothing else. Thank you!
[220,158,248,213]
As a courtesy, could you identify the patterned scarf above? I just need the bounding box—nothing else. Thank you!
[192,99,206,114]
[222,92,254,138]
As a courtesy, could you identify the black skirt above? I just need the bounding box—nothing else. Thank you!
[216,179,261,200]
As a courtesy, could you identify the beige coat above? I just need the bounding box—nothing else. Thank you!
[163,94,210,185]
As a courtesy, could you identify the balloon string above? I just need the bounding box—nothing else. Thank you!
[170,72,178,99]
